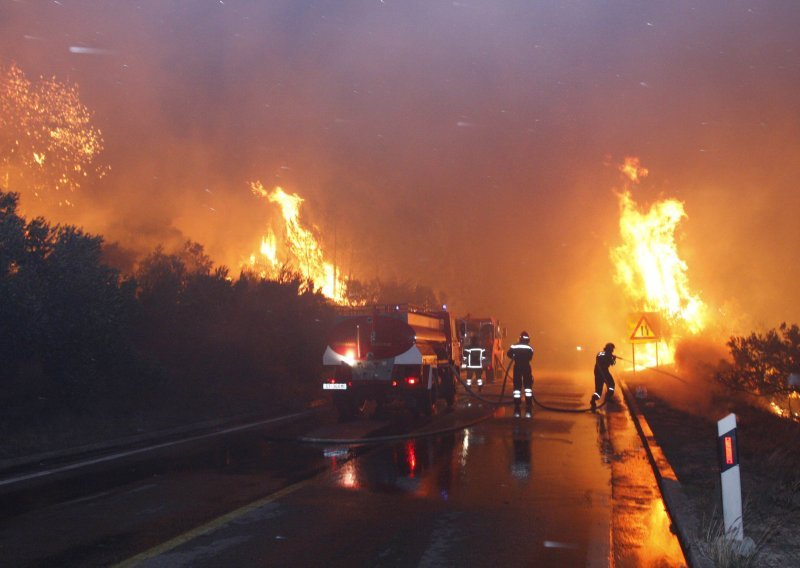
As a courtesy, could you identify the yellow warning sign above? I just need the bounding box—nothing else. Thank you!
[629,312,660,343]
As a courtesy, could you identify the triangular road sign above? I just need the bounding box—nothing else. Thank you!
[630,314,658,341]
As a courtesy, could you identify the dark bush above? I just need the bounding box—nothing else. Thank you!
[715,323,800,397]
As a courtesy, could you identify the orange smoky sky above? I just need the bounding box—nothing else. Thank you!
[2,1,800,369]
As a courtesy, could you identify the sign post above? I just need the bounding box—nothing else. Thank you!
[717,413,743,540]
[628,312,661,372]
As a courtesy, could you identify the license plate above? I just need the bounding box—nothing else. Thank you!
[323,383,347,390]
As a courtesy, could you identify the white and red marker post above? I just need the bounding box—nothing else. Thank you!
[717,413,743,540]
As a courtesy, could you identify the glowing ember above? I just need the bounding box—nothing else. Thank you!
[249,182,348,303]
[611,158,706,366]
[0,62,107,204]
[769,393,800,420]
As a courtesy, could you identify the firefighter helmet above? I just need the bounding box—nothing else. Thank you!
[604,342,615,352]
[519,331,530,343]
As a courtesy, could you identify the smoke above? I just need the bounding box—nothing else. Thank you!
[2,1,800,370]
[626,338,730,419]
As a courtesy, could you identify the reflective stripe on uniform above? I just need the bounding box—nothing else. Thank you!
[524,389,532,396]
[510,344,534,351]
[592,392,601,399]
[513,390,521,398]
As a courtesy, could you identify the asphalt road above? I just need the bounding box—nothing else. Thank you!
[0,372,686,567]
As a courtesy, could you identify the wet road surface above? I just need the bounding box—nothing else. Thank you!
[0,372,685,567]
[124,373,683,567]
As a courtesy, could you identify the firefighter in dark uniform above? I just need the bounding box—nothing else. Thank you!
[462,335,486,392]
[591,342,617,411]
[507,331,534,417]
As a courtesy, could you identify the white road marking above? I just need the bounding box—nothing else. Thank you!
[0,411,314,489]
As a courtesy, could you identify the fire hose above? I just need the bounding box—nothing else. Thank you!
[456,360,609,413]
[293,355,610,444]
[295,362,514,444]
[451,362,514,406]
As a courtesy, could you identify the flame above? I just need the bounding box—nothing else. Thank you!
[259,228,278,267]
[248,182,349,303]
[618,156,649,184]
[611,158,706,366]
[769,392,800,420]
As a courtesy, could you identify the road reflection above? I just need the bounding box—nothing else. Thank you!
[326,434,460,498]
[511,422,532,481]
[315,376,684,566]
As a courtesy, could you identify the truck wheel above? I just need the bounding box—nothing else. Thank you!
[335,393,358,422]
[417,388,436,417]
[440,368,456,408]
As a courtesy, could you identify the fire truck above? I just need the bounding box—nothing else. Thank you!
[458,315,506,382]
[322,304,461,420]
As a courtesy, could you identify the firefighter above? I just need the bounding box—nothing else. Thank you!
[462,335,486,392]
[590,342,617,411]
[507,331,534,417]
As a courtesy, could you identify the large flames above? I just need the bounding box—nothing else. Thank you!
[611,157,707,366]
[248,182,349,304]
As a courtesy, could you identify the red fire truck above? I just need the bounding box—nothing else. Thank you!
[322,304,461,420]
[458,315,506,382]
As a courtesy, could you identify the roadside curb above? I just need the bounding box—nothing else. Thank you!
[619,378,714,568]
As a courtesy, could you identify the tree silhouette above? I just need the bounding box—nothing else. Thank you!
[716,323,800,396]
[0,190,139,405]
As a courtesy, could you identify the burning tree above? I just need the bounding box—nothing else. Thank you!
[248,182,349,303]
[610,157,707,365]
[0,62,107,204]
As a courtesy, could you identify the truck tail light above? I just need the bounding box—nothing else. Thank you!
[405,377,418,386]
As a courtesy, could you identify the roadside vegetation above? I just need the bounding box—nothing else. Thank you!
[0,189,338,458]
[0,189,448,459]
[715,323,800,421]
[626,325,800,567]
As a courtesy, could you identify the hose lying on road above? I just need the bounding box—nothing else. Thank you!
[291,356,612,446]
[451,363,514,406]
[293,409,493,445]
[456,360,608,413]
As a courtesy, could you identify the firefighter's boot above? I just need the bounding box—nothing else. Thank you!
[513,402,521,418]
[590,397,597,412]
[525,401,533,418]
